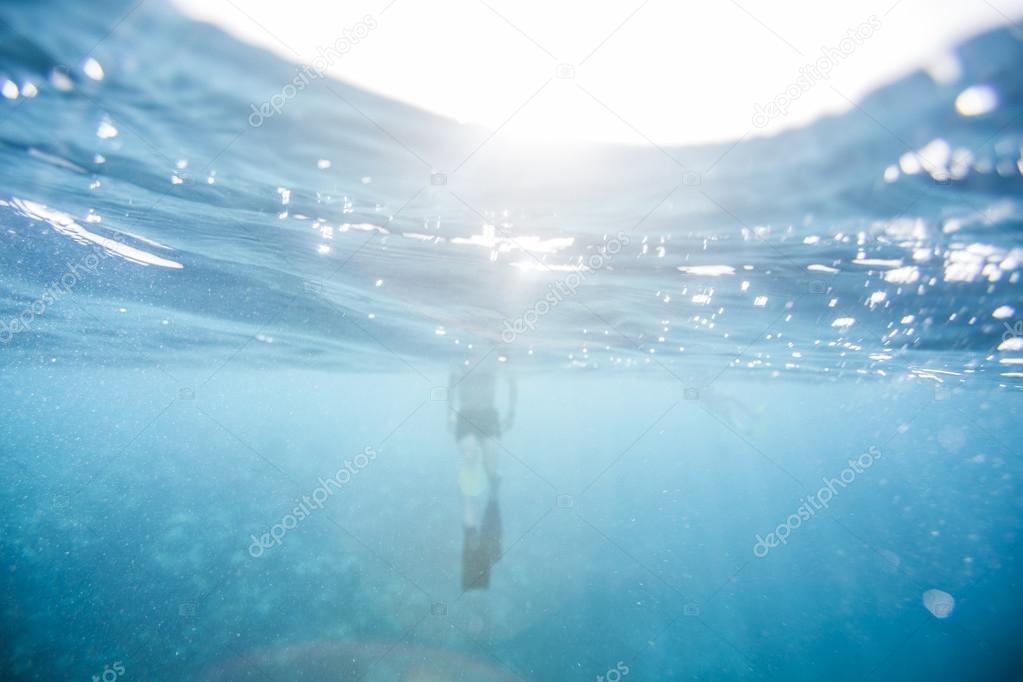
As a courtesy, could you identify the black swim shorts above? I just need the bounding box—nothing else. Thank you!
[456,409,501,441]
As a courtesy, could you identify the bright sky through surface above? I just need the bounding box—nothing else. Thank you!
[174,0,1023,145]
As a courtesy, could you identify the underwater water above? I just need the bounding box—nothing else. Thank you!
[2,0,1023,680]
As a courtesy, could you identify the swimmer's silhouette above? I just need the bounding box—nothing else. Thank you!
[448,343,516,590]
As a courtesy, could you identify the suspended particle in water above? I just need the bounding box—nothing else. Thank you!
[922,589,954,618]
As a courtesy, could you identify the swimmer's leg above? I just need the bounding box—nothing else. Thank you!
[481,436,501,496]
[479,437,502,563]
[458,435,482,527]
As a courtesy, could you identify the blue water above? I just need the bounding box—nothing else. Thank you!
[2,1,1022,680]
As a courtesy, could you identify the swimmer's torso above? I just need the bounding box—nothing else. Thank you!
[453,360,498,409]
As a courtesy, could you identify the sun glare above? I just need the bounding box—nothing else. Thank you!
[174,0,1023,145]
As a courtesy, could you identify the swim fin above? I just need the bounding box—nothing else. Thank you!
[481,498,502,564]
[462,526,490,590]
